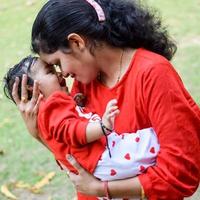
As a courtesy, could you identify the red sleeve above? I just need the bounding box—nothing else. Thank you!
[38,91,88,146]
[138,62,200,199]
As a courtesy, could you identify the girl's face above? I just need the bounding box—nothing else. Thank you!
[39,48,100,84]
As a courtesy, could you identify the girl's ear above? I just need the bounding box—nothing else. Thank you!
[67,33,86,52]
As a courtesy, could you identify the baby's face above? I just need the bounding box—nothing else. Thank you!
[30,58,66,98]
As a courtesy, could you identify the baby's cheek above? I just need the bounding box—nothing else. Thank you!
[39,77,60,98]
[48,77,61,90]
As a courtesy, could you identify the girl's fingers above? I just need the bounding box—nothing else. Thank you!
[31,80,40,104]
[12,77,20,105]
[66,154,84,174]
[33,94,43,114]
[21,74,28,102]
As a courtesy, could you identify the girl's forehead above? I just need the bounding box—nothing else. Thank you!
[39,50,65,65]
[40,52,58,64]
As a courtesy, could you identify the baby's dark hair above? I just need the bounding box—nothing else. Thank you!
[3,56,37,104]
[32,0,176,60]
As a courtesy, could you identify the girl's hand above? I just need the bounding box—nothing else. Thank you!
[66,155,103,196]
[66,155,142,199]
[12,74,43,139]
[102,99,120,130]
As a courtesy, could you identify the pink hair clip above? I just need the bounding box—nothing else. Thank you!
[85,0,106,22]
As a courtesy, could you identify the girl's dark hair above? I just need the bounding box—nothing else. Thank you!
[3,56,36,104]
[32,0,177,60]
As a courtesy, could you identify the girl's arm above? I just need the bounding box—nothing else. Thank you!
[139,62,200,199]
[66,155,143,199]
[12,75,50,150]
[12,76,41,138]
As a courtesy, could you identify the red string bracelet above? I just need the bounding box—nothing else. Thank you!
[103,181,111,199]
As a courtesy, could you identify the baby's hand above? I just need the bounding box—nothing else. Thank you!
[102,99,120,131]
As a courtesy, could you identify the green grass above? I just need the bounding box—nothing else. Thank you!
[0,1,75,199]
[0,0,199,200]
[148,0,200,104]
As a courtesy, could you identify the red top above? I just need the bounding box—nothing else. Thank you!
[38,92,105,174]
[38,48,200,200]
[71,48,200,199]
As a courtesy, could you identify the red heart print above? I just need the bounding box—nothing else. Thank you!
[140,165,145,172]
[135,137,140,142]
[112,141,116,147]
[124,153,131,160]
[110,169,117,176]
[150,147,155,154]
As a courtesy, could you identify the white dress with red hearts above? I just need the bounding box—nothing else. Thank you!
[94,127,159,200]
[94,127,159,181]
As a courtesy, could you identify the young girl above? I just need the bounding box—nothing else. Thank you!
[11,0,200,199]
[4,56,159,196]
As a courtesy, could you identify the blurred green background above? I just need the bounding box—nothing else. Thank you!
[0,0,199,200]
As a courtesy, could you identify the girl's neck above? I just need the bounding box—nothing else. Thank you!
[96,46,136,88]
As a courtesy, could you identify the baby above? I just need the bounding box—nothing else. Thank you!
[4,56,159,191]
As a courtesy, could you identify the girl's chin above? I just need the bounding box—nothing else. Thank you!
[75,75,95,84]
[77,78,90,84]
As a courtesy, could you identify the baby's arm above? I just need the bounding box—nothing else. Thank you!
[86,99,120,143]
